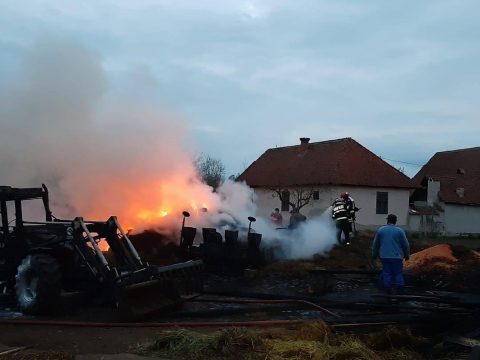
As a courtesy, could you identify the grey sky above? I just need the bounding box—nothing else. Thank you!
[1,0,479,177]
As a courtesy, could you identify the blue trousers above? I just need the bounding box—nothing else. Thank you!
[380,258,404,289]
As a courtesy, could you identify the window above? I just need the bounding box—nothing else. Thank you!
[313,191,320,200]
[376,192,388,214]
[281,190,290,211]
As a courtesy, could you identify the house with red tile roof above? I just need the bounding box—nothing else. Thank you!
[238,137,414,227]
[410,146,480,234]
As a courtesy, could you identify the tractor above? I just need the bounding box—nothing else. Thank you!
[0,185,203,318]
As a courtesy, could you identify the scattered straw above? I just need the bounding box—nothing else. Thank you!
[138,327,263,360]
[295,321,331,342]
[136,323,444,360]
[361,326,429,351]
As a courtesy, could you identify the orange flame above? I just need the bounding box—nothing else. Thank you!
[98,240,110,252]
[68,148,220,235]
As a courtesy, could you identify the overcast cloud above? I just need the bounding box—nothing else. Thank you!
[1,0,479,177]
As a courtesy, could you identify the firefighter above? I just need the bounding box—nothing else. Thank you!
[332,193,351,244]
[343,192,359,238]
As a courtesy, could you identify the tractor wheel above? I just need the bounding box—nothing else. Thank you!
[15,254,61,314]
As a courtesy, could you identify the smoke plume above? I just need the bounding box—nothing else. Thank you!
[0,38,206,227]
[0,38,337,259]
[208,181,338,260]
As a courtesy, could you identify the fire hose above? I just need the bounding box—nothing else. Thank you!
[0,318,397,328]
[190,297,341,318]
[0,296,340,328]
[0,318,306,328]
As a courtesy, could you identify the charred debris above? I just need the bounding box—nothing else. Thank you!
[1,185,480,358]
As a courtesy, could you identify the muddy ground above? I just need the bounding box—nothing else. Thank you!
[1,234,480,359]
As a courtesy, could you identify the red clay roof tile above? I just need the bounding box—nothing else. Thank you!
[413,146,480,206]
[238,138,413,189]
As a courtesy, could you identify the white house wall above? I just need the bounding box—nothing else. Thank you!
[413,179,480,235]
[406,214,445,233]
[444,204,480,234]
[407,215,422,232]
[253,186,410,228]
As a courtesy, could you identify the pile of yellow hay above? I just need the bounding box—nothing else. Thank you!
[405,244,458,271]
[405,244,480,292]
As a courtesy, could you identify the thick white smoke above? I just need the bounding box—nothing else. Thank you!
[204,181,338,260]
[0,38,337,259]
[0,38,204,226]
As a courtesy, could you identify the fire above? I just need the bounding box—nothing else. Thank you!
[98,240,110,252]
[137,208,170,221]
[191,201,198,211]
[74,169,220,233]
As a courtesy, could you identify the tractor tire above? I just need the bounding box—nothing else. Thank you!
[15,254,62,314]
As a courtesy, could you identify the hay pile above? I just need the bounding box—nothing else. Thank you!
[137,322,438,360]
[405,244,458,270]
[137,327,263,360]
[405,244,480,293]
[128,230,183,266]
[313,235,376,270]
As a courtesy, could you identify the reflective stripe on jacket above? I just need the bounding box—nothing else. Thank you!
[331,198,348,220]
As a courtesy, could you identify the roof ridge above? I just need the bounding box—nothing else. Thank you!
[435,146,480,154]
[238,137,414,188]
[266,137,353,151]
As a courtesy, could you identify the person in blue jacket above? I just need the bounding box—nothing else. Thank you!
[372,214,410,294]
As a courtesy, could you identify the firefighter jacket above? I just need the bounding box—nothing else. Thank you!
[346,197,356,223]
[331,198,348,221]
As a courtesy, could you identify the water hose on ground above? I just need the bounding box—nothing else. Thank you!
[0,318,396,328]
[189,297,341,318]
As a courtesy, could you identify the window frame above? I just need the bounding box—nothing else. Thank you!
[376,191,388,214]
[281,190,290,212]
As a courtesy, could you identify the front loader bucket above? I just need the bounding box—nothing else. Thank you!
[116,260,203,320]
[116,278,181,320]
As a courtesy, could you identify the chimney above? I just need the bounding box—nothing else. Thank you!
[300,137,310,148]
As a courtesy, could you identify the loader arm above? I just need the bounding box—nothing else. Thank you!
[71,217,203,319]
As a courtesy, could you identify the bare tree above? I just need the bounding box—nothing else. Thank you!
[228,173,241,181]
[271,187,315,213]
[195,154,226,190]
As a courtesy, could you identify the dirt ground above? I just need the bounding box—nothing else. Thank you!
[1,234,479,359]
[0,322,473,360]
[0,325,166,358]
